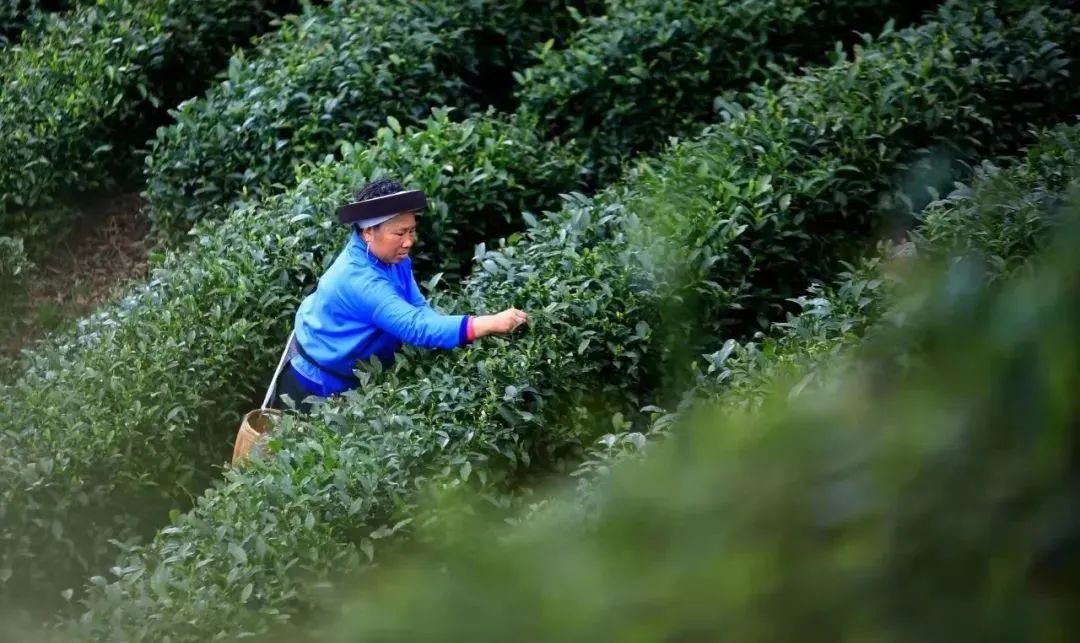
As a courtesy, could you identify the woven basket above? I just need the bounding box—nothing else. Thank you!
[231,408,281,465]
[231,331,296,466]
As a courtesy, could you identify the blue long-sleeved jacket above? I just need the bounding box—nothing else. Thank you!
[289,228,470,395]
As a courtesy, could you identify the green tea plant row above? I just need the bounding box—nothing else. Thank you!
[516,0,938,185]
[313,210,1080,642]
[707,113,1080,418]
[0,0,297,253]
[329,110,588,279]
[0,0,912,609]
[548,120,1080,522]
[144,0,915,240]
[143,0,602,241]
[327,120,1080,638]
[0,111,583,614]
[562,261,886,506]
[913,124,1080,275]
[69,3,1080,639]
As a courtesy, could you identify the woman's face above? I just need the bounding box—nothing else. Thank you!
[363,212,417,264]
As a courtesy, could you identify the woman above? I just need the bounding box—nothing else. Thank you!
[273,178,528,412]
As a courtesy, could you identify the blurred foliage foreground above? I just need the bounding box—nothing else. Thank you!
[308,210,1080,639]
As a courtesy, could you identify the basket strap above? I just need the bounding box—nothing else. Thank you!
[262,330,297,410]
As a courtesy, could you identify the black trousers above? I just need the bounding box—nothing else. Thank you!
[272,364,322,414]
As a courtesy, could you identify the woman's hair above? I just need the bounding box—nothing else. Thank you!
[354,177,403,203]
[353,178,404,234]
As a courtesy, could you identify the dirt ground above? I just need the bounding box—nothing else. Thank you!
[0,192,151,362]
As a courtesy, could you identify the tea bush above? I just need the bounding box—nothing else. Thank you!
[0,1,73,46]
[0,0,296,252]
[302,109,584,280]
[317,207,1080,643]
[143,0,600,241]
[515,0,938,184]
[145,0,918,240]
[71,3,1080,638]
[914,121,1080,277]
[2,0,954,605]
[553,122,1080,516]
[0,109,581,612]
[708,115,1080,416]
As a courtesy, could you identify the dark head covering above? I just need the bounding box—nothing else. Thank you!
[337,185,427,228]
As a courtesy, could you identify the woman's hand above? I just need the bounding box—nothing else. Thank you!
[473,308,528,338]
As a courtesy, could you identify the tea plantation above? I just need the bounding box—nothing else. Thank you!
[0,0,1078,640]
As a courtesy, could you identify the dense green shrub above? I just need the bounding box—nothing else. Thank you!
[571,259,888,499]
[72,181,649,643]
[515,0,939,184]
[315,209,1080,642]
[562,123,1080,515]
[143,0,598,241]
[70,4,1080,639]
[914,121,1080,277]
[0,110,580,614]
[146,0,920,240]
[0,0,38,40]
[0,1,72,46]
[0,0,296,252]
[305,109,584,280]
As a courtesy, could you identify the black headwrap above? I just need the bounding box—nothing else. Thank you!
[337,189,427,227]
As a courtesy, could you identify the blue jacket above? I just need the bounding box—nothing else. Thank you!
[290,228,470,395]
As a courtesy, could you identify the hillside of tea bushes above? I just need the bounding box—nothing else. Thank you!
[0,0,1078,639]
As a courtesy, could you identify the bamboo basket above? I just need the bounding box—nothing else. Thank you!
[231,408,280,464]
[231,331,295,466]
